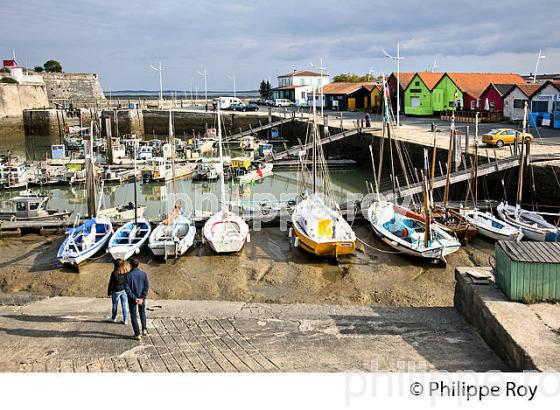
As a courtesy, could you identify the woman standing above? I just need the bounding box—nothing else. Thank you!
[107,259,129,324]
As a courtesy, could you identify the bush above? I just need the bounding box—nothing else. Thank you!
[0,77,19,84]
[34,66,44,72]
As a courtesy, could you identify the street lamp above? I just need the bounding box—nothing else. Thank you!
[310,58,326,117]
[383,43,404,127]
[533,50,546,83]
[227,73,236,98]
[150,61,164,110]
[197,68,208,110]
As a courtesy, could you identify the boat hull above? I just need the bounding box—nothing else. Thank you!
[149,217,196,258]
[292,223,355,256]
[202,211,249,253]
[497,203,560,242]
[57,218,113,265]
[108,218,152,260]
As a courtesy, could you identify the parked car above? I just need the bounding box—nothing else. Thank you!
[481,128,534,147]
[234,103,259,112]
[274,98,294,107]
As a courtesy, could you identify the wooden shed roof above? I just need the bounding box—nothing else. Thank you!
[444,73,525,98]
[321,82,375,95]
[499,241,560,264]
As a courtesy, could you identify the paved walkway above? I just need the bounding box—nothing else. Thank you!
[0,296,506,372]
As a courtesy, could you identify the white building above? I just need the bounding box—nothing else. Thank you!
[272,70,330,106]
[504,81,560,124]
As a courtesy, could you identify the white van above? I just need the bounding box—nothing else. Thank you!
[214,97,243,109]
[274,98,294,107]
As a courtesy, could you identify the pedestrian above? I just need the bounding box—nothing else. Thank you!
[365,112,371,127]
[107,259,129,324]
[124,257,149,340]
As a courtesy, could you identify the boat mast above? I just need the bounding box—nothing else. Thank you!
[85,121,97,218]
[133,143,138,225]
[423,148,431,247]
[473,113,479,207]
[516,102,528,205]
[443,110,455,209]
[382,77,397,199]
[217,102,227,213]
[312,87,317,195]
[169,110,177,196]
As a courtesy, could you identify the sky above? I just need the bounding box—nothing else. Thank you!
[2,0,559,91]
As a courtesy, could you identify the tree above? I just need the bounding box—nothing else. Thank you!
[0,77,19,84]
[43,60,62,73]
[333,72,380,83]
[259,80,273,99]
[34,66,44,72]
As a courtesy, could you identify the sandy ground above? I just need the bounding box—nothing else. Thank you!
[0,225,494,307]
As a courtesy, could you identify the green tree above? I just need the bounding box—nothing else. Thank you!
[259,80,273,99]
[43,60,62,73]
[0,77,19,84]
[34,66,44,72]
[333,72,379,82]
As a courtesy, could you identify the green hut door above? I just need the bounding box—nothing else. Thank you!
[433,89,443,111]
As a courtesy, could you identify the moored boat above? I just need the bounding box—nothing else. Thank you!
[57,217,113,266]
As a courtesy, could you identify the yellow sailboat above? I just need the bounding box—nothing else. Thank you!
[290,89,356,257]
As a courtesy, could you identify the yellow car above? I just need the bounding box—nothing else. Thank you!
[481,128,534,148]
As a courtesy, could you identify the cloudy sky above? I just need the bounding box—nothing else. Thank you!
[2,0,558,91]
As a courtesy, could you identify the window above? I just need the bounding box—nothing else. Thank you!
[513,99,525,109]
[16,202,26,212]
[410,89,421,93]
[411,97,420,107]
[301,92,306,98]
[532,100,548,113]
[415,81,420,86]
[30,203,39,210]
[299,78,305,86]
[470,100,476,110]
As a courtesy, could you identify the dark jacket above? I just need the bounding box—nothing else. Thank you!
[124,267,149,300]
[107,271,127,295]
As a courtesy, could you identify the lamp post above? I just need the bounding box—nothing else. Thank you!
[227,73,236,98]
[197,68,208,110]
[150,61,164,110]
[383,43,404,127]
[533,50,546,83]
[310,58,326,117]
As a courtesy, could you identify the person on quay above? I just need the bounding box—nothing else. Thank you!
[365,112,371,128]
[107,259,129,324]
[124,257,149,340]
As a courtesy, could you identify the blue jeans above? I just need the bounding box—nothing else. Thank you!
[128,298,147,337]
[111,290,129,322]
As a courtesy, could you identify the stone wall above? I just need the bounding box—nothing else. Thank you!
[0,83,49,117]
[42,73,105,105]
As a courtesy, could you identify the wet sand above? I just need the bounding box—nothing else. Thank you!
[0,226,494,307]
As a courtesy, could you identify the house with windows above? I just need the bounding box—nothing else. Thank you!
[503,83,543,121]
[316,82,375,110]
[434,73,525,112]
[403,72,444,116]
[272,70,330,106]
[387,72,416,113]
[503,81,560,125]
[364,83,383,110]
[478,84,515,113]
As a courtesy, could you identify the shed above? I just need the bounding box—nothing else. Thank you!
[479,83,515,112]
[403,72,444,116]
[495,241,560,302]
[320,82,374,110]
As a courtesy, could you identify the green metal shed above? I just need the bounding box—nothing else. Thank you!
[495,241,560,302]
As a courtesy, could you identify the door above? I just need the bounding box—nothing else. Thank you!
[433,89,443,111]
[364,96,369,108]
[348,98,356,110]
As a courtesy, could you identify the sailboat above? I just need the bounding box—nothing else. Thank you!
[202,103,249,253]
[290,89,356,257]
[57,122,113,266]
[108,142,151,260]
[366,78,460,261]
[496,102,559,242]
[458,114,523,241]
[149,111,196,259]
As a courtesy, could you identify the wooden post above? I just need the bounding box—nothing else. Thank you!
[105,117,113,164]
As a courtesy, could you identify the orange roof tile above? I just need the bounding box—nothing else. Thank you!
[389,72,416,89]
[410,72,445,90]
[321,81,375,95]
[515,83,543,97]
[445,73,525,98]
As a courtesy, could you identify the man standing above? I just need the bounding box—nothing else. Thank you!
[124,257,149,340]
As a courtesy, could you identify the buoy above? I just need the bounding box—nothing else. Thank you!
[288,227,293,237]
[294,237,299,247]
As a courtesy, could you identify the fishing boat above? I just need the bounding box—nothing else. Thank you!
[149,111,196,259]
[368,201,461,260]
[231,158,273,184]
[0,190,72,221]
[203,103,249,253]
[108,143,151,260]
[142,157,194,183]
[460,208,522,241]
[0,160,30,189]
[290,89,356,257]
[192,161,220,181]
[57,217,113,266]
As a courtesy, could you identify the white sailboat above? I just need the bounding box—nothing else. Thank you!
[202,103,249,253]
[149,111,196,259]
[108,144,151,260]
[496,103,559,242]
[290,89,356,257]
[58,122,114,266]
[458,113,522,242]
